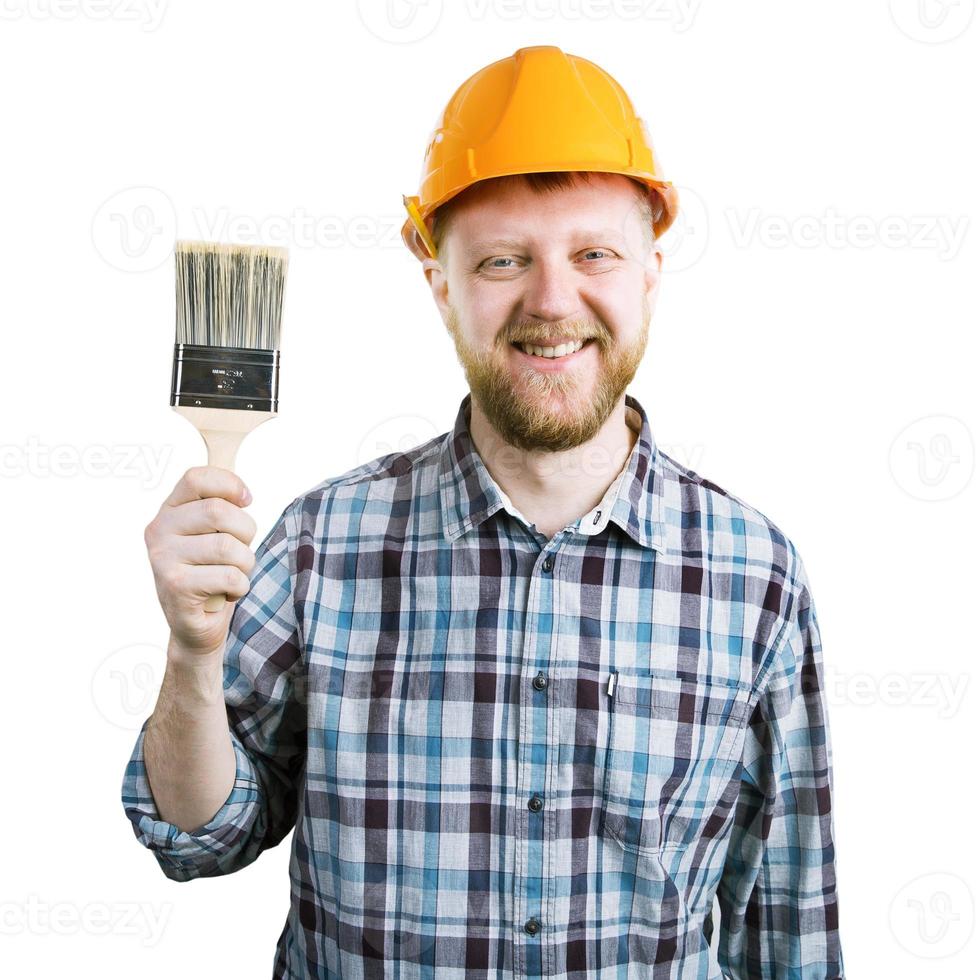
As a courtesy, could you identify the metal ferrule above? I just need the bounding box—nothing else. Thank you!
[170,343,279,412]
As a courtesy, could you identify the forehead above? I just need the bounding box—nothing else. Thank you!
[446,173,645,252]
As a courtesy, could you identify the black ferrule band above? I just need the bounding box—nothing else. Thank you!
[170,343,279,412]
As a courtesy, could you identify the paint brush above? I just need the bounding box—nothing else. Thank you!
[170,240,288,613]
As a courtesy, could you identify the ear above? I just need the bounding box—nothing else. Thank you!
[643,242,664,299]
[643,245,663,310]
[422,255,451,320]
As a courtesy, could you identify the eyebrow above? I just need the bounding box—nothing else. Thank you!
[464,230,629,255]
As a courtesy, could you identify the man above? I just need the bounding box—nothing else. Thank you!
[123,46,845,978]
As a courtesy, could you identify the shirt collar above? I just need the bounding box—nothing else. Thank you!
[438,392,666,551]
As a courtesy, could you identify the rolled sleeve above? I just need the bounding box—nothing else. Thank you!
[120,500,307,882]
[121,716,265,881]
[717,550,845,978]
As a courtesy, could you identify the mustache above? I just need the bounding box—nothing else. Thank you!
[506,321,607,345]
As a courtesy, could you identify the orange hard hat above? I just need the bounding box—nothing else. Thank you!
[401,45,679,261]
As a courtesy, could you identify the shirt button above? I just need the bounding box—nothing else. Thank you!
[524,917,541,936]
[542,555,554,573]
[528,794,543,812]
[532,672,548,691]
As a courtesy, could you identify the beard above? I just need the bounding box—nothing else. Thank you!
[444,296,650,452]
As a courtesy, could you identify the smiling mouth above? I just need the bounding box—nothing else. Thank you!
[510,338,594,359]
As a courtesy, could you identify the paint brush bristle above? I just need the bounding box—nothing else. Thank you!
[175,240,288,350]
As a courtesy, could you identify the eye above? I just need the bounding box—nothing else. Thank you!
[476,249,617,273]
[475,256,525,275]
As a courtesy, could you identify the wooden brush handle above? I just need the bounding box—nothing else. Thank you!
[173,405,277,613]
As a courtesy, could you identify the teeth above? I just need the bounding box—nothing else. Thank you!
[519,339,586,358]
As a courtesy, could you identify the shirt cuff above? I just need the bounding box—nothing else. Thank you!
[121,715,262,881]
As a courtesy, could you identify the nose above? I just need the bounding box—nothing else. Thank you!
[520,257,580,325]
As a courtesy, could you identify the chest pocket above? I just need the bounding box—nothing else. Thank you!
[599,671,752,855]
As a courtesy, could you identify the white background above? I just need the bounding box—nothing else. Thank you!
[1,1,977,977]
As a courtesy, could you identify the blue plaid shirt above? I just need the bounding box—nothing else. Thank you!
[122,392,845,978]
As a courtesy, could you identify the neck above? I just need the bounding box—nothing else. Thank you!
[467,395,638,539]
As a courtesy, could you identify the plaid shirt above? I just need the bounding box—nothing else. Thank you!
[122,391,845,979]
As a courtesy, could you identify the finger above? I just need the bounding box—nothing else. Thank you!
[173,563,252,603]
[165,496,258,545]
[164,466,251,510]
[174,531,257,576]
